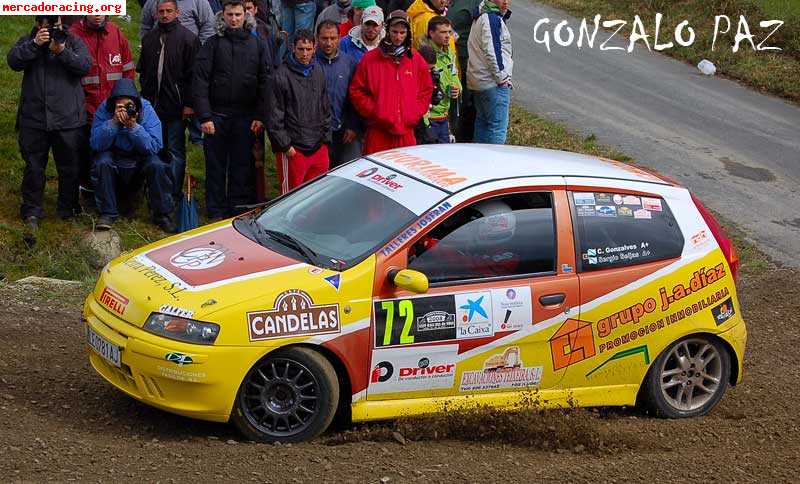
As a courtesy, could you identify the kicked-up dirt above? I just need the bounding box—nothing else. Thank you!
[1,268,798,482]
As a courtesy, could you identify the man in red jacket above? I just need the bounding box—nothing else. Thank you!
[348,10,432,155]
[70,15,136,204]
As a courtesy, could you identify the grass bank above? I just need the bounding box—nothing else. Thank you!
[536,0,800,103]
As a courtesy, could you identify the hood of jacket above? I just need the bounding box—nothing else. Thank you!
[407,0,439,20]
[348,25,385,51]
[214,11,257,37]
[105,78,142,113]
[473,0,511,21]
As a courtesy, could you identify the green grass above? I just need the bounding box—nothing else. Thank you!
[538,0,800,103]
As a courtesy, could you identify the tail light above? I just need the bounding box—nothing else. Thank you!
[691,194,739,281]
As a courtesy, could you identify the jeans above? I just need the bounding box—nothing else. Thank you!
[473,85,511,145]
[203,115,255,218]
[162,119,186,198]
[18,126,83,219]
[429,118,451,143]
[92,150,174,219]
[281,1,315,41]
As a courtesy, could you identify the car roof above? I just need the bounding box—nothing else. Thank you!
[368,144,670,192]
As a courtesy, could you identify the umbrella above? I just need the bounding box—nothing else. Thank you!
[177,171,199,233]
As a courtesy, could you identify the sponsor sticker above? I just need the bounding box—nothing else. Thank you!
[324,273,341,291]
[596,205,617,217]
[375,294,458,347]
[691,230,711,248]
[165,352,194,365]
[549,319,596,371]
[618,206,633,217]
[308,267,324,275]
[622,195,641,205]
[455,292,494,339]
[595,193,612,204]
[157,365,206,382]
[641,197,663,211]
[491,286,532,331]
[159,304,194,318]
[573,192,596,205]
[248,290,340,341]
[459,346,543,391]
[612,194,623,205]
[169,246,229,270]
[576,205,595,217]
[633,208,651,220]
[711,297,735,325]
[416,310,456,331]
[369,345,457,394]
[99,286,128,316]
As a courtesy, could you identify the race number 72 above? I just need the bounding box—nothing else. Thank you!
[378,300,415,346]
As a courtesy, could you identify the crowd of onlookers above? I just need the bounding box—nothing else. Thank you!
[8,0,513,232]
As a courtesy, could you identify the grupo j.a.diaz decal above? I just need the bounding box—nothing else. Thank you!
[248,289,340,341]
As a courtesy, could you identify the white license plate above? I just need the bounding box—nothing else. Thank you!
[87,326,121,367]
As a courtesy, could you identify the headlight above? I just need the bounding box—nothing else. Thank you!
[144,313,220,345]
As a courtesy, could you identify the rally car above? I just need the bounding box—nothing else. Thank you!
[83,144,746,442]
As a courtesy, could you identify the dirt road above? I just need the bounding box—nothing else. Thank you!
[1,268,798,482]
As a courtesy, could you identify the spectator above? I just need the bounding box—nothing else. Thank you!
[447,0,480,141]
[7,15,91,230]
[349,0,376,26]
[89,79,174,232]
[268,29,331,194]
[413,45,437,145]
[376,0,413,17]
[316,20,360,167]
[282,0,316,42]
[315,0,353,37]
[138,0,200,199]
[245,0,282,67]
[407,0,450,51]
[467,0,512,144]
[421,16,460,143]
[339,5,384,62]
[140,0,216,43]
[70,15,136,205]
[194,0,270,220]
[349,10,432,154]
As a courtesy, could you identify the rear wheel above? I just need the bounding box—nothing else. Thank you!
[231,347,339,442]
[644,336,730,418]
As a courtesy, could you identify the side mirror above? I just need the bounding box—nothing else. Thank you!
[390,269,429,294]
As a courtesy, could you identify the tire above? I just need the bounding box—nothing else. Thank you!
[231,347,339,443]
[644,335,730,418]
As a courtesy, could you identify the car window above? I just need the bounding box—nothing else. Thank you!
[253,160,448,269]
[570,191,684,271]
[408,193,556,284]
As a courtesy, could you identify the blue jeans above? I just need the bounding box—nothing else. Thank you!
[92,150,173,219]
[473,85,510,144]
[281,1,315,41]
[429,118,451,143]
[162,119,186,198]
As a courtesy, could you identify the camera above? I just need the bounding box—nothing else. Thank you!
[430,68,445,105]
[47,26,68,44]
[124,102,138,118]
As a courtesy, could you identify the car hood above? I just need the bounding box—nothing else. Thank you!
[92,222,314,328]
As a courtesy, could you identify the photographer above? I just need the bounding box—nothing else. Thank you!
[7,15,92,230]
[90,79,175,232]
[421,16,460,143]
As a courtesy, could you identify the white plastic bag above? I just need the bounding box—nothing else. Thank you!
[697,59,716,76]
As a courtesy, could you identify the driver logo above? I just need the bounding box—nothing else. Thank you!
[169,246,228,270]
[357,167,378,178]
[371,361,393,383]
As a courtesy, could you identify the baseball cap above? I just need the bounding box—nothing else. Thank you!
[362,5,384,25]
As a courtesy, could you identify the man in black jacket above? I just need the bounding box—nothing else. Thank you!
[268,29,331,195]
[139,0,200,199]
[7,15,92,230]
[193,0,271,220]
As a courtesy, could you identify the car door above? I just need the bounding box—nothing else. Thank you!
[367,189,579,401]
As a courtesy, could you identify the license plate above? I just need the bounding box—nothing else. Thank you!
[87,326,121,367]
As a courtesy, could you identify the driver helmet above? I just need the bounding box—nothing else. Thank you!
[472,199,516,249]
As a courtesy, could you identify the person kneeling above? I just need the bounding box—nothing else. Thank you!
[90,78,175,232]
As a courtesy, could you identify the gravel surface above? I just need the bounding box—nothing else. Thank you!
[1,269,798,482]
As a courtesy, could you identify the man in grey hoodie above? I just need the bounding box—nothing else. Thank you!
[140,0,216,43]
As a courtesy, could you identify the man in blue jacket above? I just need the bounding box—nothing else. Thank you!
[316,20,361,167]
[90,78,175,232]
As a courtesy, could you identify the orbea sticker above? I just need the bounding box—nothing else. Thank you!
[248,290,340,341]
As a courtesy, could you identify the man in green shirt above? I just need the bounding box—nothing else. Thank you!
[421,16,461,143]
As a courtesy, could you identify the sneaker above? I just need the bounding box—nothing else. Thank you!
[24,216,39,231]
[96,216,113,230]
[154,214,176,233]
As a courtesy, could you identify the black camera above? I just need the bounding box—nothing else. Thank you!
[430,68,445,105]
[47,26,68,44]
[124,102,138,118]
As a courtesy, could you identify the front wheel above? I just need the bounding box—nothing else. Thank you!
[231,347,339,442]
[644,336,730,418]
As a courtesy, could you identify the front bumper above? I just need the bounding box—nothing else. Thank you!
[83,297,267,422]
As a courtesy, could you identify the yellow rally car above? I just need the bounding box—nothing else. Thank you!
[84,145,746,442]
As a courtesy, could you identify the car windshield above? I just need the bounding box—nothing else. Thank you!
[252,159,448,269]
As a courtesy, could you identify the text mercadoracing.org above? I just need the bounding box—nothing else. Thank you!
[532,14,785,54]
[0,0,125,15]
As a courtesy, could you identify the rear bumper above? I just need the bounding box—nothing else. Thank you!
[83,297,267,422]
[718,318,747,385]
